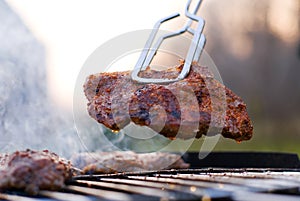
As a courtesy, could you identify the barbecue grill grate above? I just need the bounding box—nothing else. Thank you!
[1,152,300,201]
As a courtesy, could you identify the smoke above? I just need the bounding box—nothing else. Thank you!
[0,1,80,157]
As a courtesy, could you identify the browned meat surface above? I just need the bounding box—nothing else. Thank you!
[84,61,253,141]
[70,151,190,174]
[0,149,74,194]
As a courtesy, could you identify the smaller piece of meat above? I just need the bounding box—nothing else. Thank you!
[0,149,75,194]
[70,151,190,174]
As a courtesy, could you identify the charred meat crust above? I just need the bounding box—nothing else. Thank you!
[84,61,253,141]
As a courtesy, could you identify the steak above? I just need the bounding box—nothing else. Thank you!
[84,61,253,141]
[70,151,190,174]
[0,149,75,194]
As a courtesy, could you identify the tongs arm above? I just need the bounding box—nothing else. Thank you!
[131,0,206,84]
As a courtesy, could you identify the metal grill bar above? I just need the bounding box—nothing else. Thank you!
[39,190,91,201]
[1,169,300,200]
[233,192,300,201]
[168,173,300,191]
[74,180,173,199]
[100,177,231,199]
[128,175,262,192]
[73,168,300,180]
[0,193,38,201]
[206,171,300,182]
[65,185,131,201]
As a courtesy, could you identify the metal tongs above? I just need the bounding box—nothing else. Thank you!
[131,0,206,84]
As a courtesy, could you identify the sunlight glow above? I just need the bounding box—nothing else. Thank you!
[7,0,181,110]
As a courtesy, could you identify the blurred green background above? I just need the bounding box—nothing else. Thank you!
[195,0,300,155]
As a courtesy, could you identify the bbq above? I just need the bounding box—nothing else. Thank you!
[0,151,300,201]
[84,61,253,141]
[1,1,294,200]
[0,149,75,194]
[83,0,253,142]
[0,150,189,193]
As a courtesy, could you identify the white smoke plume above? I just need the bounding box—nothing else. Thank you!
[0,1,80,157]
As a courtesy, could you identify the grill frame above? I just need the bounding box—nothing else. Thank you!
[183,151,300,169]
[69,167,300,201]
[1,152,300,201]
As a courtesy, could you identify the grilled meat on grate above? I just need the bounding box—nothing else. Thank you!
[84,61,253,141]
[70,151,190,174]
[0,149,74,194]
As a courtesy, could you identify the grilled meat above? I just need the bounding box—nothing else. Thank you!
[70,151,190,174]
[84,61,253,141]
[0,149,74,194]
